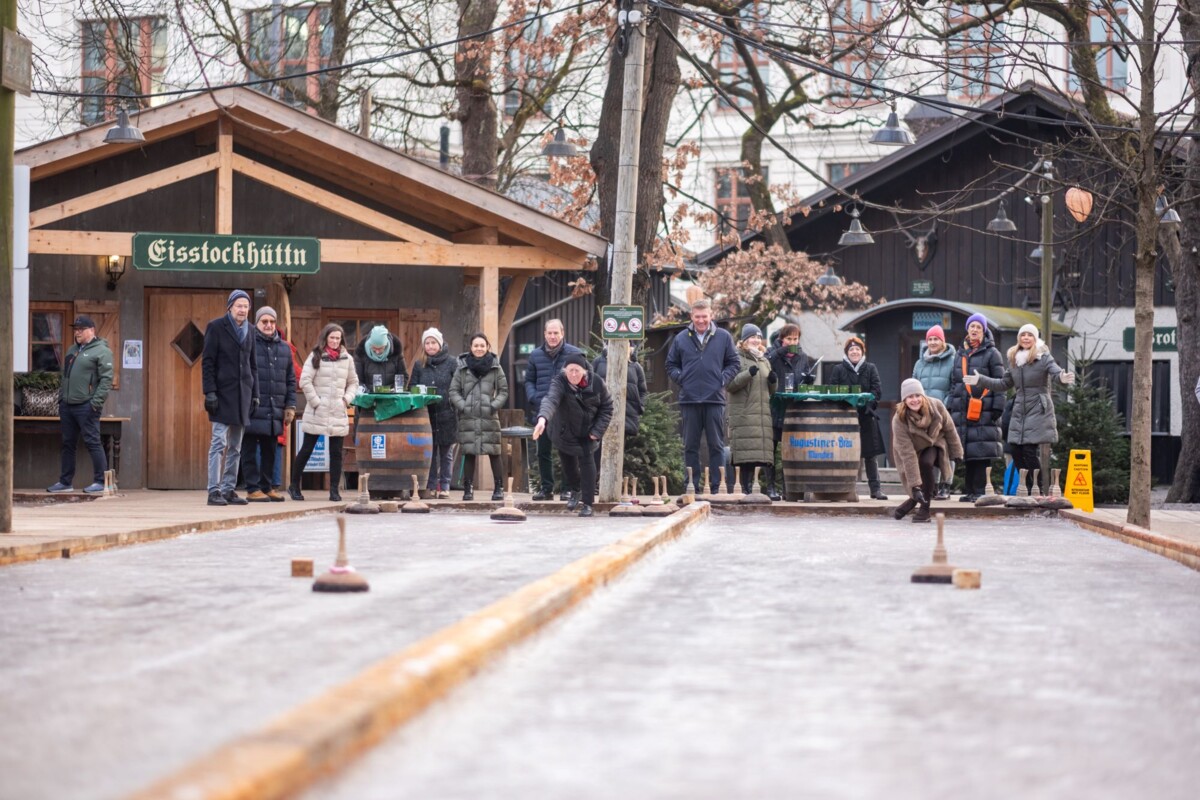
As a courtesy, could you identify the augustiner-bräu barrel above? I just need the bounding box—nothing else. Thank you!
[781,401,861,501]
[354,408,434,495]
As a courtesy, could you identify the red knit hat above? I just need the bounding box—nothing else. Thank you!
[926,325,945,342]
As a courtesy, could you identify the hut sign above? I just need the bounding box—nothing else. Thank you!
[132,233,321,274]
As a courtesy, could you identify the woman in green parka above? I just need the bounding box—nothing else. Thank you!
[449,332,509,502]
[727,324,776,494]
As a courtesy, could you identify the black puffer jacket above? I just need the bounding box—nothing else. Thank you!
[246,329,297,437]
[767,346,815,430]
[410,348,458,447]
[353,333,407,392]
[946,331,1006,462]
[592,351,647,435]
[537,371,614,457]
[828,359,886,459]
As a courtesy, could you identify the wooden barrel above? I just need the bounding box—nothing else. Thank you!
[354,408,434,494]
[781,400,861,501]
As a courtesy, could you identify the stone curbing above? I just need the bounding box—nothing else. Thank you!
[130,501,711,800]
[1059,509,1200,572]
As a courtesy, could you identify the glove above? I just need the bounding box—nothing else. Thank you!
[283,407,296,426]
[912,487,926,504]
[749,365,759,376]
[204,392,218,414]
[802,372,816,385]
[91,403,103,415]
[963,370,981,386]
[1059,371,1076,385]
[767,372,778,385]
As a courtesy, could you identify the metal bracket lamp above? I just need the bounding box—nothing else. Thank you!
[986,200,1018,232]
[1156,194,1181,226]
[542,127,579,158]
[869,105,915,147]
[105,254,127,290]
[816,265,844,286]
[103,105,145,145]
[281,274,302,294]
[838,204,875,246]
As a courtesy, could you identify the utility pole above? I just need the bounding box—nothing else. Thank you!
[597,0,647,503]
[1,0,20,532]
[1039,158,1054,496]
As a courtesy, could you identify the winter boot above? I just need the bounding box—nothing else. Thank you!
[462,482,474,501]
[491,480,504,502]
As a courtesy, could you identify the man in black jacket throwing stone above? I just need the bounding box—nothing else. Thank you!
[532,353,613,517]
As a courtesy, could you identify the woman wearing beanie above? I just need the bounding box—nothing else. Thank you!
[409,327,457,498]
[532,353,613,517]
[964,323,1074,493]
[353,324,407,392]
[946,313,1005,501]
[728,324,776,494]
[892,379,964,522]
[290,323,359,501]
[449,332,509,501]
[829,336,888,500]
[766,323,815,500]
[912,324,957,498]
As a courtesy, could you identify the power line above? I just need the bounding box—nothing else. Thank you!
[32,0,605,101]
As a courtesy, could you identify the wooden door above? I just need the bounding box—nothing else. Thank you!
[146,290,227,488]
[397,308,441,370]
[75,300,122,389]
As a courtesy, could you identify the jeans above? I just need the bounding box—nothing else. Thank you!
[208,422,245,494]
[680,403,727,492]
[241,433,277,493]
[426,443,455,491]
[59,401,106,486]
[535,435,555,492]
[560,447,596,507]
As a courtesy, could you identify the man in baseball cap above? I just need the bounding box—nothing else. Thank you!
[46,316,114,494]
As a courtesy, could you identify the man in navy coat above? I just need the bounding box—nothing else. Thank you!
[666,299,740,493]
[201,289,259,506]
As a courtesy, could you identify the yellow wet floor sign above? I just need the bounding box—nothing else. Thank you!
[1064,449,1094,512]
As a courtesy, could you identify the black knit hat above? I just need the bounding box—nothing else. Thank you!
[564,353,589,370]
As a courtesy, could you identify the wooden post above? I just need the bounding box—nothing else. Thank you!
[598,3,646,503]
[216,117,233,235]
[1,0,17,532]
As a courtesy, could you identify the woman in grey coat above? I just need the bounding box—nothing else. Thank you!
[727,324,775,494]
[964,324,1074,493]
[449,332,509,501]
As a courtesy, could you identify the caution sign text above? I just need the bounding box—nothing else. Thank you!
[600,305,645,340]
[1064,449,1094,512]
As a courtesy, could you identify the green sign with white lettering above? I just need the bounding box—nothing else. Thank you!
[132,233,321,274]
[1122,326,1176,352]
[911,279,933,297]
[601,305,645,340]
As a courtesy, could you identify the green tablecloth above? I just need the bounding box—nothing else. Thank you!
[772,391,875,410]
[351,392,443,421]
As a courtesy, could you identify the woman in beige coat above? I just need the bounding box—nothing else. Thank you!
[289,323,359,501]
[891,378,963,523]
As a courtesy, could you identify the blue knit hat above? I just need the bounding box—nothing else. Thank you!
[227,289,250,309]
[366,325,390,350]
[740,323,764,341]
[965,313,989,333]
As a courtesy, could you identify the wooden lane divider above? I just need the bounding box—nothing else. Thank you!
[132,502,711,800]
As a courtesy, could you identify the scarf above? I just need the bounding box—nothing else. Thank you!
[842,357,863,374]
[324,346,341,361]
[466,352,495,378]
[229,313,249,342]
[425,347,447,368]
[1015,348,1031,367]
[366,338,392,363]
[543,342,564,362]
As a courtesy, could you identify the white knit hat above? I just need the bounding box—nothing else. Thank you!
[421,327,444,347]
[901,378,926,400]
[1018,323,1039,339]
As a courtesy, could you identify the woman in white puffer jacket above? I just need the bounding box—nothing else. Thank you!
[289,323,359,501]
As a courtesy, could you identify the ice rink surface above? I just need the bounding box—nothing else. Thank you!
[312,515,1200,800]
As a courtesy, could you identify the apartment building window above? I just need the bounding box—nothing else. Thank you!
[504,16,554,117]
[1069,1,1128,92]
[246,5,334,109]
[829,0,885,105]
[827,162,867,183]
[715,166,768,235]
[80,17,167,125]
[945,4,1005,100]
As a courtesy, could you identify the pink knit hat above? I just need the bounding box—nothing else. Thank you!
[925,324,945,342]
